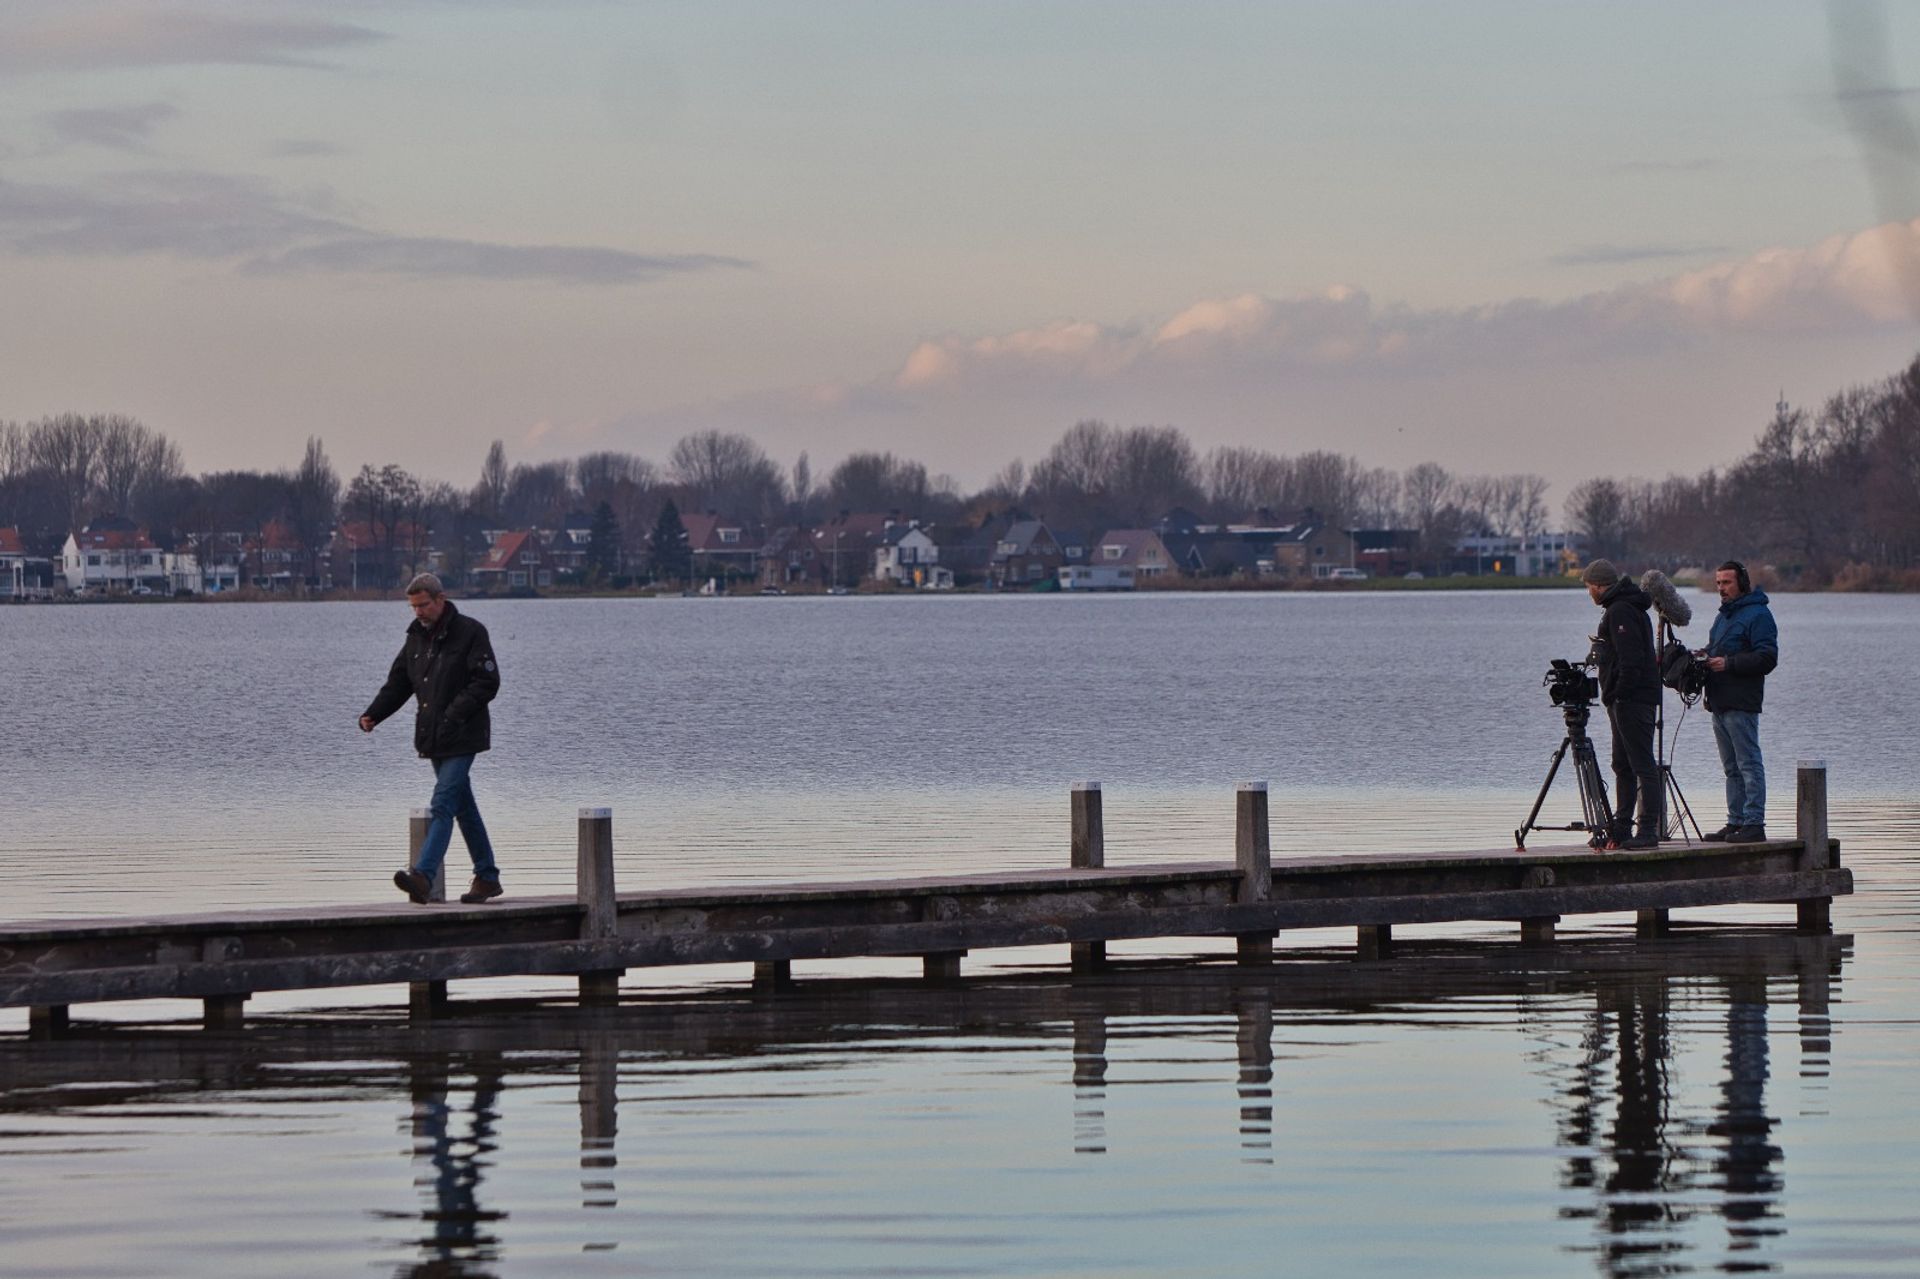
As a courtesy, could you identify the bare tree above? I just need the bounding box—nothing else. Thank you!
[1202,445,1293,517]
[475,439,509,522]
[825,451,931,514]
[667,430,786,519]
[1564,477,1630,559]
[1291,450,1362,525]
[27,413,103,533]
[287,437,340,588]
[1107,426,1201,524]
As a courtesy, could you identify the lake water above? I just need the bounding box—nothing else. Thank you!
[1,591,1916,1276]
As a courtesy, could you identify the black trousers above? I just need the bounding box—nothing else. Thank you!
[1607,700,1661,834]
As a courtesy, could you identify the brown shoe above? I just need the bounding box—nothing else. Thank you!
[393,868,432,904]
[459,876,503,904]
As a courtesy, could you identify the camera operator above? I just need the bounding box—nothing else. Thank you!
[1582,559,1662,849]
[1701,560,1778,842]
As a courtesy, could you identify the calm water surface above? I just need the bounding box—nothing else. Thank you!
[1,592,1916,1276]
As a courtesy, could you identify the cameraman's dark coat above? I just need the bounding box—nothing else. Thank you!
[1594,578,1660,707]
[1705,587,1778,714]
[362,600,500,759]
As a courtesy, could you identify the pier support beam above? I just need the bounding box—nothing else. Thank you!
[1796,760,1833,935]
[576,808,625,1003]
[1234,782,1275,966]
[1636,909,1670,938]
[1356,924,1392,960]
[27,1004,69,1036]
[752,961,793,993]
[202,993,247,1030]
[407,808,449,1015]
[923,952,964,984]
[1520,916,1557,946]
[1070,782,1106,974]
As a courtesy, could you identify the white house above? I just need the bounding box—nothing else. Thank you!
[874,524,943,587]
[62,525,168,594]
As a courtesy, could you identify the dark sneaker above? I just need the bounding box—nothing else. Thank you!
[1619,833,1660,850]
[459,876,503,905]
[393,868,432,904]
[1729,824,1767,843]
[1700,825,1736,842]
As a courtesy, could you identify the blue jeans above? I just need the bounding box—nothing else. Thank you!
[1711,711,1765,827]
[415,754,499,885]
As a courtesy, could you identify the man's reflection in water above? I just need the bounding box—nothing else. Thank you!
[1550,963,1797,1278]
[402,1054,507,1278]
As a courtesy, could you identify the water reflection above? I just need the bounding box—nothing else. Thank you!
[0,930,1847,1277]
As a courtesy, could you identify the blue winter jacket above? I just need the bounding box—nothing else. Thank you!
[1705,588,1778,714]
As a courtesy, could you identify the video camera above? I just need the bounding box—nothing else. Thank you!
[1544,658,1598,708]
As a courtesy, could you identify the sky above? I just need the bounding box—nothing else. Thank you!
[5,0,1920,507]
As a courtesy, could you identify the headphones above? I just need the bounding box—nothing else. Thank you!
[1720,560,1750,595]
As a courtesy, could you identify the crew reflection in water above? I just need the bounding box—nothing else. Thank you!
[1535,945,1835,1276]
[403,1054,506,1277]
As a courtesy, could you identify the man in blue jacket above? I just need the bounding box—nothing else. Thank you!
[1700,561,1778,843]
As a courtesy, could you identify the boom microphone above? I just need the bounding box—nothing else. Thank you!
[1640,569,1692,628]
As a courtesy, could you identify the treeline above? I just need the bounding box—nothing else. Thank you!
[1568,355,1920,581]
[7,351,1920,585]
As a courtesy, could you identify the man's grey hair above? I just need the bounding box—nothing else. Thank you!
[404,572,445,597]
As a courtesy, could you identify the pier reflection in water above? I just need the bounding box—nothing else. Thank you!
[0,930,1845,1278]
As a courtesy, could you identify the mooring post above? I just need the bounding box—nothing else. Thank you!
[1356,924,1391,960]
[923,952,965,983]
[752,960,793,993]
[577,808,623,1004]
[407,807,448,1017]
[1070,782,1106,974]
[1235,782,1275,966]
[1636,909,1671,937]
[1520,916,1558,945]
[1796,760,1832,934]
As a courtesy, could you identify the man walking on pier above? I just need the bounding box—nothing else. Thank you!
[359,573,505,905]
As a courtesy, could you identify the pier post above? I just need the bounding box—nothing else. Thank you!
[407,807,449,1017]
[923,952,965,984]
[1520,916,1558,945]
[752,961,793,993]
[27,1005,69,1036]
[1796,761,1832,934]
[577,808,623,1004]
[1356,924,1391,960]
[202,993,247,1030]
[1235,782,1275,966]
[1070,782,1106,974]
[1636,909,1670,937]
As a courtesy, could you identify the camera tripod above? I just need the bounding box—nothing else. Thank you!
[1655,618,1703,843]
[1515,699,1614,851]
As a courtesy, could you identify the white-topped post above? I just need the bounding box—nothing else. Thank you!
[577,807,622,1003]
[1796,761,1832,934]
[1071,782,1105,973]
[1236,782,1275,965]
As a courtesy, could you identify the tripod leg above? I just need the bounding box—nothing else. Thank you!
[1663,766,1701,842]
[1570,738,1614,848]
[1516,738,1573,850]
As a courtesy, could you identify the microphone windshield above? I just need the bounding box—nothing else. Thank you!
[1640,569,1692,627]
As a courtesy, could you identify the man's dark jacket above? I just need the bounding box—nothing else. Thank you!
[1705,587,1778,714]
[1594,577,1660,707]
[362,600,500,758]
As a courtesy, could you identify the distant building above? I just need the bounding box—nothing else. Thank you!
[471,529,559,591]
[989,520,1064,587]
[874,523,945,587]
[1059,564,1135,591]
[684,512,759,583]
[1454,532,1581,577]
[1,527,55,600]
[61,519,170,595]
[1090,529,1180,579]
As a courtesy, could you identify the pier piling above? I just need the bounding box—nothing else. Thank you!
[1070,782,1106,974]
[1796,761,1832,934]
[1235,782,1275,966]
[576,808,624,1003]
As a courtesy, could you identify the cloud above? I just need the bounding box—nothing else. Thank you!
[885,219,1920,398]
[0,169,750,284]
[1550,243,1728,267]
[0,5,385,73]
[267,139,344,159]
[40,101,180,152]
[245,237,750,283]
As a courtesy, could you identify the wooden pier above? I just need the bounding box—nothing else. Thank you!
[1,764,1848,1032]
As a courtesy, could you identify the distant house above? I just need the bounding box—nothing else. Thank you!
[1227,509,1355,580]
[1059,564,1135,591]
[1453,532,1582,577]
[810,512,897,588]
[1351,529,1419,579]
[875,523,946,587]
[1090,529,1180,579]
[990,520,1064,587]
[242,520,303,591]
[758,525,814,588]
[683,512,758,583]
[1,527,55,600]
[470,529,558,591]
[324,520,429,592]
[61,519,172,595]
